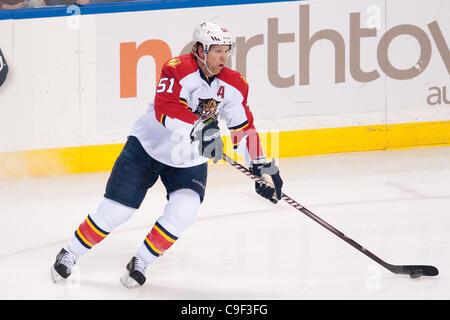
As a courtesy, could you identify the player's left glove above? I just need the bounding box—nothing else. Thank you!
[249,159,283,204]
[191,118,223,163]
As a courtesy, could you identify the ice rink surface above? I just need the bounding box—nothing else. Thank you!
[0,146,449,300]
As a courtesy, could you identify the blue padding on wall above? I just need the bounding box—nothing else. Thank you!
[0,0,299,20]
[0,10,12,19]
[10,6,73,20]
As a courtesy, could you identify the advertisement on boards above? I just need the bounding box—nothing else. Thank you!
[95,0,449,134]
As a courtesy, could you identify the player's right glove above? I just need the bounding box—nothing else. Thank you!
[190,118,224,163]
[249,159,283,204]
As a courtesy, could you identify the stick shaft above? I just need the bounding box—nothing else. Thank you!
[222,154,399,274]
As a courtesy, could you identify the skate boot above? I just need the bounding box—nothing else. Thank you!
[121,256,147,288]
[51,248,77,283]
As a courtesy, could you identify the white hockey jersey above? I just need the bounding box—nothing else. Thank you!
[130,54,264,168]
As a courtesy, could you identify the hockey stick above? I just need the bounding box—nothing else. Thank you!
[222,153,438,278]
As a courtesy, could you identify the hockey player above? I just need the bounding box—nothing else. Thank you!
[51,21,283,288]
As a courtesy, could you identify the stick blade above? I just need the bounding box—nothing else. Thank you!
[400,265,439,277]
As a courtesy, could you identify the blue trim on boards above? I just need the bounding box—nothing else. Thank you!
[0,0,301,21]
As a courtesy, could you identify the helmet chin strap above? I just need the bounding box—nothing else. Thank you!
[191,47,215,78]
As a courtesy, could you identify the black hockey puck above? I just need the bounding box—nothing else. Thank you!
[410,269,423,279]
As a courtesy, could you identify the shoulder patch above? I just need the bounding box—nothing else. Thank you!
[162,54,198,81]
[167,57,181,68]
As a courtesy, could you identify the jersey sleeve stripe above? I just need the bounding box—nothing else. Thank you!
[228,120,249,132]
[159,114,167,126]
[179,97,188,106]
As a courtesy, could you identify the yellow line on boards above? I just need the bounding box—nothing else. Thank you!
[1,121,449,178]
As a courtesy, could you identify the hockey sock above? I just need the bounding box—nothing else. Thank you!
[135,188,200,265]
[142,220,179,259]
[65,197,135,257]
[73,214,110,250]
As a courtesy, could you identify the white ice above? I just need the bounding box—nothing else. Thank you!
[0,146,449,300]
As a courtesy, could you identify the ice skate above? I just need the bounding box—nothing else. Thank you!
[51,248,77,283]
[121,256,147,288]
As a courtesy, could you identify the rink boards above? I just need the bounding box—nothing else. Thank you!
[0,0,449,177]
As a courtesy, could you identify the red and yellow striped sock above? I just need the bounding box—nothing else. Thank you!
[143,221,178,257]
[74,214,110,249]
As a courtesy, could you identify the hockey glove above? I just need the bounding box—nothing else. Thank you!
[191,118,223,163]
[250,159,283,204]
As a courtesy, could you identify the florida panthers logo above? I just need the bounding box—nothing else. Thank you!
[195,98,221,121]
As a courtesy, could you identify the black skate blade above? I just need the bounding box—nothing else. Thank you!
[54,263,71,279]
[51,266,65,283]
[129,270,146,285]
